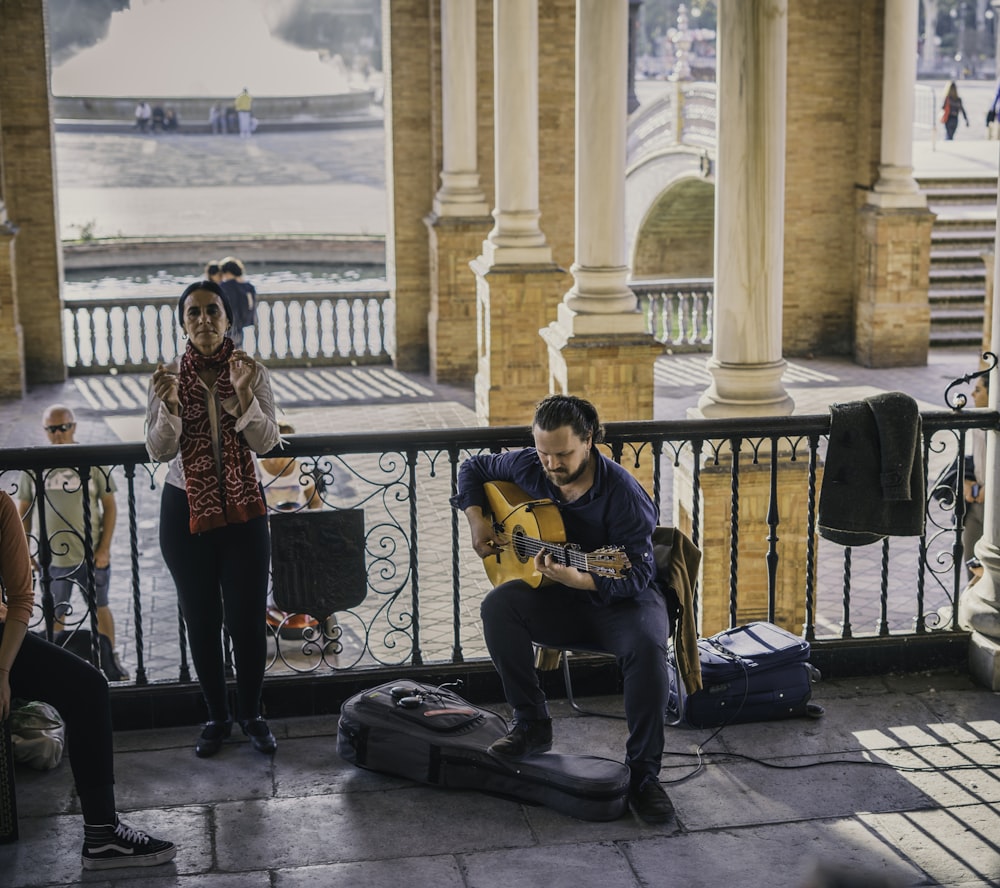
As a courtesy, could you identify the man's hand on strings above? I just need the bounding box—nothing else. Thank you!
[466,508,506,559]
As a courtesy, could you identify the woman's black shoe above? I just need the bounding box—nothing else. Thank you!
[241,717,277,755]
[195,719,232,758]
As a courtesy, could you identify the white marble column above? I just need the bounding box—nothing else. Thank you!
[480,0,552,266]
[554,0,644,336]
[696,0,793,418]
[961,194,1000,678]
[869,0,926,208]
[433,0,489,218]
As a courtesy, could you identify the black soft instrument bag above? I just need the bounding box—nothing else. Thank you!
[667,621,820,728]
[337,680,630,821]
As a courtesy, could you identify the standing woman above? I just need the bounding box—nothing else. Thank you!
[146,281,280,757]
[941,81,970,141]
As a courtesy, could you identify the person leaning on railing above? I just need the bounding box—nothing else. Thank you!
[145,280,280,759]
[0,490,176,870]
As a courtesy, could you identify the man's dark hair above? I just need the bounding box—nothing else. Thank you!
[221,259,245,277]
[532,394,604,444]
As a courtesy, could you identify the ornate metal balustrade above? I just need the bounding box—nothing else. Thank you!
[62,288,394,375]
[0,403,992,697]
[630,278,713,351]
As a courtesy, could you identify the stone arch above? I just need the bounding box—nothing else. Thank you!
[625,148,715,281]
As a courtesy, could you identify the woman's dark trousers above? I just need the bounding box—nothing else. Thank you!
[2,626,116,823]
[159,483,270,723]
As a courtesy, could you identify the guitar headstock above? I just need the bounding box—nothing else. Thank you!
[585,547,631,579]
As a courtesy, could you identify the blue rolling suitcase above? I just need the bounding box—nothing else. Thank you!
[666,621,822,728]
[337,680,631,821]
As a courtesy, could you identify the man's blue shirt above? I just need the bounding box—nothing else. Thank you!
[451,448,660,605]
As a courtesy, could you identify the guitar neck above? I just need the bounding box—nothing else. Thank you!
[517,535,592,573]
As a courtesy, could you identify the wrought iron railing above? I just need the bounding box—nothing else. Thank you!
[62,288,394,374]
[631,278,713,351]
[0,404,992,695]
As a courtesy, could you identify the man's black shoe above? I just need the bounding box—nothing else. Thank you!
[628,776,675,823]
[487,718,553,759]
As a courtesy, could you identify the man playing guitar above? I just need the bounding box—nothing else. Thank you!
[451,394,674,824]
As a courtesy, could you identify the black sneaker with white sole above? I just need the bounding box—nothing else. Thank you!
[81,816,176,870]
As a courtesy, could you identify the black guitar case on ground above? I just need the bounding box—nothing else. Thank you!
[337,680,630,822]
[667,621,822,728]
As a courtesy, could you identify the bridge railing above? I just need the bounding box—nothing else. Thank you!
[62,288,394,375]
[628,82,940,164]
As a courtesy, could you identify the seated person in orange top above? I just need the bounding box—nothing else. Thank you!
[261,420,324,637]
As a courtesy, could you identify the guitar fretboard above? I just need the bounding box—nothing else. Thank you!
[511,532,590,571]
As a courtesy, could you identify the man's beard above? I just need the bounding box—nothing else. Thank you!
[546,456,589,487]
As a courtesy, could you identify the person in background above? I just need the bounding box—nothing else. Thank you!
[260,420,323,639]
[941,81,969,141]
[219,256,257,350]
[0,490,176,870]
[203,261,223,284]
[234,88,253,139]
[146,280,280,758]
[451,394,675,824]
[134,101,151,132]
[209,103,224,135]
[16,404,128,681]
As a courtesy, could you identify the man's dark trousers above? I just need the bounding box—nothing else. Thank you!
[481,580,669,782]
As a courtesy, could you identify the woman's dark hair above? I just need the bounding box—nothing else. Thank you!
[532,394,604,445]
[204,262,221,278]
[177,280,233,326]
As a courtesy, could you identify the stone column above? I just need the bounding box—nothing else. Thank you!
[694,0,793,419]
[676,1,812,634]
[541,0,661,489]
[481,0,551,267]
[426,0,492,384]
[471,0,566,425]
[432,1,490,221]
[855,0,934,367]
[961,222,1000,689]
[870,0,924,208]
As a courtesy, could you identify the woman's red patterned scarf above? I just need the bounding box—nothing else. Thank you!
[178,338,266,533]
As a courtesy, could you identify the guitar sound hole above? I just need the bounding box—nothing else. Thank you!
[511,526,531,564]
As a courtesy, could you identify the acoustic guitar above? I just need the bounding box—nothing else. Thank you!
[481,481,631,588]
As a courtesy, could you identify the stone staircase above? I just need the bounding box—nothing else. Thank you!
[921,175,998,347]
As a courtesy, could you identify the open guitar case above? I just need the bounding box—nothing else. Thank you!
[337,680,630,821]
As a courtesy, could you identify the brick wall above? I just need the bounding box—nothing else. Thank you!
[0,0,65,386]
[633,178,714,279]
[384,0,435,372]
[782,0,883,357]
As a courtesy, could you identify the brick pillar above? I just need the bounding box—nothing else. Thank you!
[383,0,434,372]
[0,208,25,398]
[675,453,819,636]
[471,260,568,425]
[426,215,492,384]
[0,0,65,384]
[854,206,935,368]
